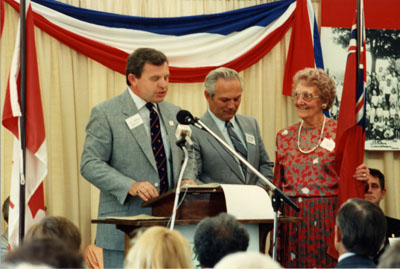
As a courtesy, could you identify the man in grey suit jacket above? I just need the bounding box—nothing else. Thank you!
[191,67,273,186]
[80,48,195,268]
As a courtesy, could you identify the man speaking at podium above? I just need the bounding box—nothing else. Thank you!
[80,48,195,268]
[191,67,274,186]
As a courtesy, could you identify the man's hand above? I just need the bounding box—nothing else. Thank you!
[353,163,370,182]
[129,182,159,202]
[181,179,197,186]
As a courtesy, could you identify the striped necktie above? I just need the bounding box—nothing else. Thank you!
[226,121,247,175]
[146,103,168,194]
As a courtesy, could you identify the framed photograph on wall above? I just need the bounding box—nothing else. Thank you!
[321,0,400,151]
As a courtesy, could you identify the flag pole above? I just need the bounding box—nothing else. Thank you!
[19,0,27,243]
[356,0,361,79]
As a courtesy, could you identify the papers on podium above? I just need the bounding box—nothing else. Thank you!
[220,184,274,220]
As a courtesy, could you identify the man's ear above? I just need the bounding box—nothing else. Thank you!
[128,73,136,87]
[334,225,341,243]
[334,224,342,252]
[204,90,211,101]
[381,188,387,199]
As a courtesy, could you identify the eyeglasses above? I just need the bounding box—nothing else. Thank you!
[292,92,319,102]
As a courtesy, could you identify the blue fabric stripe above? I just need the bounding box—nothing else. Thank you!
[313,18,324,69]
[33,0,295,36]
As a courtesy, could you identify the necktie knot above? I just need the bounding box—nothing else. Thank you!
[146,102,154,110]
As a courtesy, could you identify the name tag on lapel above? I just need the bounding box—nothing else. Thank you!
[245,133,256,145]
[125,114,143,129]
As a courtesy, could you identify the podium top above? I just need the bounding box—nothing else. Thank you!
[141,184,222,208]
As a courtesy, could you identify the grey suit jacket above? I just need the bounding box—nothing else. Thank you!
[80,89,195,251]
[191,112,273,185]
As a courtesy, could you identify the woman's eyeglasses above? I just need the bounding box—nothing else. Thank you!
[292,92,319,102]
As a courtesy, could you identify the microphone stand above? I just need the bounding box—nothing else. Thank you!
[194,118,299,260]
[169,136,189,230]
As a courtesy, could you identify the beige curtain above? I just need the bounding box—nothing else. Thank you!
[1,0,399,251]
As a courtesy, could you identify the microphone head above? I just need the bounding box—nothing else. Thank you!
[176,110,195,125]
[175,124,192,140]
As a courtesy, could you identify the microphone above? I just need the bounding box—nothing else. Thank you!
[177,110,197,125]
[175,124,193,146]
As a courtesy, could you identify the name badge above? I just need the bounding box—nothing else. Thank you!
[320,138,335,152]
[245,133,256,145]
[125,114,143,129]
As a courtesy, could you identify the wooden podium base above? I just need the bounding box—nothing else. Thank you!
[93,186,300,255]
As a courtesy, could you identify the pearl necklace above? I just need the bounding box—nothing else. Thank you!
[297,115,326,154]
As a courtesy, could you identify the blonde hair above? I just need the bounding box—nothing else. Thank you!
[124,226,194,268]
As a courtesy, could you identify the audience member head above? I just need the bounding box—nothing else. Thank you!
[125,48,168,85]
[292,67,336,111]
[214,251,281,269]
[25,216,82,253]
[194,213,249,268]
[335,198,387,257]
[124,226,193,268]
[3,237,83,268]
[2,196,10,224]
[204,67,244,121]
[377,241,400,268]
[365,168,386,205]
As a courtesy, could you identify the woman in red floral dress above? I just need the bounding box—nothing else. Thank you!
[273,68,369,268]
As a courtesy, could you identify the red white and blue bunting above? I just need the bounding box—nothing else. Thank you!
[3,0,323,94]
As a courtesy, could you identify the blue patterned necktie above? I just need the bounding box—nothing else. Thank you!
[146,103,168,194]
[226,121,248,175]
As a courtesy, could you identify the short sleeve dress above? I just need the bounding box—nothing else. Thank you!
[273,118,339,268]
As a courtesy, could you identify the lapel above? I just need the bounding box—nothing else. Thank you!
[236,115,256,184]
[201,112,245,183]
[120,89,157,173]
[158,102,179,186]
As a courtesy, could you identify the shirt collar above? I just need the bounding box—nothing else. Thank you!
[207,108,237,130]
[338,252,356,262]
[128,88,149,111]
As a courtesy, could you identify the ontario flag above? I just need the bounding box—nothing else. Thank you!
[328,0,367,258]
[1,0,47,249]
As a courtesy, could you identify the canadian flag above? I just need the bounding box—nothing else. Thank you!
[2,0,47,249]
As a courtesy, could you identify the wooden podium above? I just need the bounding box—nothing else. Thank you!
[92,185,300,254]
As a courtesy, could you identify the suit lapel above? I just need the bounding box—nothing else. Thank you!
[120,90,157,173]
[158,103,179,187]
[236,116,256,184]
[202,113,245,183]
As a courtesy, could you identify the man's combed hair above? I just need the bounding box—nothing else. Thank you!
[369,168,385,190]
[194,213,249,268]
[337,198,387,257]
[204,67,244,97]
[125,48,168,85]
